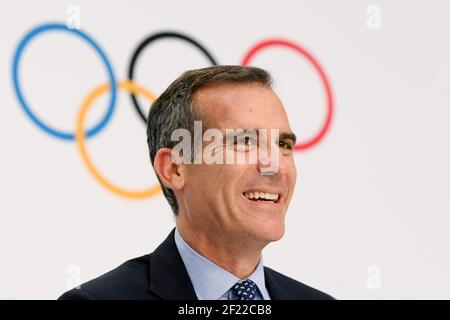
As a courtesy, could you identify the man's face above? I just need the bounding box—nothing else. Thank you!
[180,83,297,247]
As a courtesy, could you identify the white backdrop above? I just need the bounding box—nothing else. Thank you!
[1,0,450,299]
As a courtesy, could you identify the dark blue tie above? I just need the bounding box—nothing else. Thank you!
[232,279,257,300]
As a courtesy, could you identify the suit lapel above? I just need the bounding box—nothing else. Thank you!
[148,228,198,300]
[264,267,291,300]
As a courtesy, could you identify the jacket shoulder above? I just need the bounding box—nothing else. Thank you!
[264,266,335,300]
[58,254,157,300]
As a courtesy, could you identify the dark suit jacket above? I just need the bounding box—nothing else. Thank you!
[59,229,334,300]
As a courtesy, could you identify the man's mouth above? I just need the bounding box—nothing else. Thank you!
[242,191,281,204]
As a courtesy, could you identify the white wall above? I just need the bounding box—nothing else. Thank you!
[1,0,449,299]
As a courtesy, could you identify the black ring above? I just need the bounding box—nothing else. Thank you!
[127,31,218,124]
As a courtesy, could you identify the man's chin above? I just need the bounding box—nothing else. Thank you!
[253,222,286,244]
[267,227,285,242]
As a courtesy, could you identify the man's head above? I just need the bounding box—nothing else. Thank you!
[147,65,297,247]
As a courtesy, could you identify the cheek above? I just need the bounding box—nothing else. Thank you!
[186,164,228,193]
[291,163,298,185]
[287,157,297,182]
[212,165,247,200]
[281,158,297,202]
[185,163,248,203]
[183,165,211,200]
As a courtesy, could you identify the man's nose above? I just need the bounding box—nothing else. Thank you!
[256,139,280,176]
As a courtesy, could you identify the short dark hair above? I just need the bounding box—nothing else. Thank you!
[146,65,273,215]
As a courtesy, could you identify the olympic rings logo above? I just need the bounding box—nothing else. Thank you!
[12,22,334,200]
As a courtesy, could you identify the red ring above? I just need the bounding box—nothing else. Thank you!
[241,39,334,151]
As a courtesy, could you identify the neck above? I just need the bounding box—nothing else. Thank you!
[176,216,264,280]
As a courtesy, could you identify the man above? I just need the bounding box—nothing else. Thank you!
[59,65,333,300]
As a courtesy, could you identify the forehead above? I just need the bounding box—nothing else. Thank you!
[192,83,292,131]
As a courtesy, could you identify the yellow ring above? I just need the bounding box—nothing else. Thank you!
[76,80,161,199]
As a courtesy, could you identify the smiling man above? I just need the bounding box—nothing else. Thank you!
[59,65,333,300]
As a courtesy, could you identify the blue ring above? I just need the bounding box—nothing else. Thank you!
[12,22,117,141]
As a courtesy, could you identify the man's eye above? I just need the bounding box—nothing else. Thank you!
[279,140,293,150]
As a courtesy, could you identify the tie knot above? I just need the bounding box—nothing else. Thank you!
[232,279,257,300]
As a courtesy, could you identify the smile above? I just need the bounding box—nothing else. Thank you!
[243,191,281,204]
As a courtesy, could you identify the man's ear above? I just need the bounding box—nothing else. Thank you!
[153,148,185,191]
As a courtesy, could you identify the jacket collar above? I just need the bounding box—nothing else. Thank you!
[264,267,290,300]
[148,228,198,300]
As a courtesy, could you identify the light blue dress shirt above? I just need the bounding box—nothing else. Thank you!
[174,228,271,300]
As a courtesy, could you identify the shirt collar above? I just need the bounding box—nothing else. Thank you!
[174,228,270,300]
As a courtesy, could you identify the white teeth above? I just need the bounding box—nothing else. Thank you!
[244,191,279,202]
